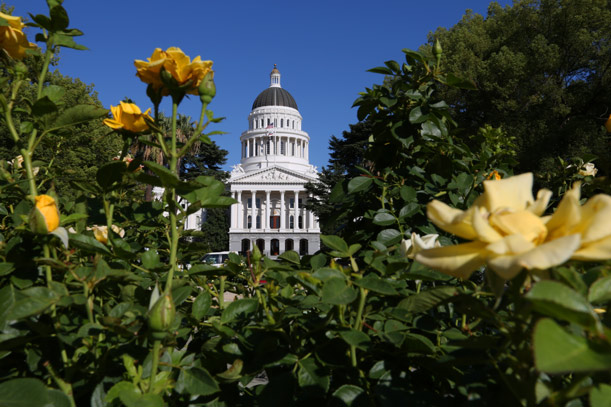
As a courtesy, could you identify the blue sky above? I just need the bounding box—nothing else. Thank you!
[13,0,511,172]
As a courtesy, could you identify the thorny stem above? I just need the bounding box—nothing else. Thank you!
[164,101,179,295]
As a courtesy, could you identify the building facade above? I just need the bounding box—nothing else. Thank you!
[228,66,321,257]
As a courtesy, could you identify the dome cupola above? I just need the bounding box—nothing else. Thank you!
[252,65,298,110]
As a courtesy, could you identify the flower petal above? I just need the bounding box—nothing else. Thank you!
[481,172,534,211]
[415,241,488,279]
[427,200,477,240]
[571,234,611,261]
[518,234,581,270]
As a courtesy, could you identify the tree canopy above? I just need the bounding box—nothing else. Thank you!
[427,0,611,182]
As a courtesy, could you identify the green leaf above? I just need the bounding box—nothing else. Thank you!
[52,32,87,50]
[591,384,611,407]
[220,298,258,324]
[9,287,60,319]
[144,161,180,188]
[525,281,598,329]
[70,233,111,254]
[321,278,357,305]
[331,384,366,406]
[353,274,398,295]
[278,250,301,264]
[176,367,220,396]
[96,161,127,190]
[0,378,50,407]
[41,85,65,103]
[409,106,426,124]
[321,235,349,253]
[52,104,108,130]
[421,121,441,138]
[50,226,69,249]
[533,318,611,373]
[172,285,192,306]
[49,5,69,31]
[298,358,330,391]
[588,276,611,304]
[105,381,164,407]
[339,329,371,350]
[32,96,57,117]
[347,176,372,193]
[373,211,395,226]
[376,229,401,246]
[400,185,417,202]
[398,287,458,313]
[46,389,71,407]
[367,66,393,75]
[444,73,477,90]
[192,292,212,320]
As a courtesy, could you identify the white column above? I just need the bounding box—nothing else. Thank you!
[251,191,256,229]
[294,191,299,230]
[265,191,271,229]
[308,194,314,229]
[237,191,242,229]
[280,191,285,230]
[231,192,237,228]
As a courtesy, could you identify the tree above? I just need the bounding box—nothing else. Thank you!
[0,69,123,200]
[427,0,611,185]
[305,120,371,235]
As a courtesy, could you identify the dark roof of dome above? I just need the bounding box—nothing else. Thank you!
[252,87,298,110]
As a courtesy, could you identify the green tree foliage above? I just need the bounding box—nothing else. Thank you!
[0,69,123,200]
[427,0,611,184]
[305,120,371,235]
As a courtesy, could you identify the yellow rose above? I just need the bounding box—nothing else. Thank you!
[88,225,125,244]
[400,233,440,259]
[29,195,60,234]
[415,173,611,280]
[0,12,36,60]
[103,102,152,133]
[579,163,597,177]
[605,114,611,133]
[134,47,213,96]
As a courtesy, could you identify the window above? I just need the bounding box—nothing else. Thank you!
[298,215,303,229]
[256,198,261,208]
[291,143,295,156]
[241,239,250,254]
[299,239,308,255]
[256,239,265,253]
[256,215,261,229]
[248,198,260,208]
[281,119,283,128]
[289,215,294,228]
[289,198,294,209]
[266,140,270,154]
[271,239,279,256]
[247,215,252,228]
[267,118,270,126]
[285,239,294,251]
[280,141,285,155]
[270,216,280,229]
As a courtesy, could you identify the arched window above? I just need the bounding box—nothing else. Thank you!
[256,239,265,253]
[289,215,294,229]
[298,215,303,229]
[271,239,279,256]
[241,239,250,254]
[247,215,252,229]
[299,239,308,255]
[285,239,294,252]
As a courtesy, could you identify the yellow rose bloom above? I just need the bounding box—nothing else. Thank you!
[88,225,125,244]
[103,101,152,133]
[134,47,213,96]
[0,12,36,60]
[605,114,611,133]
[30,195,60,234]
[415,173,611,280]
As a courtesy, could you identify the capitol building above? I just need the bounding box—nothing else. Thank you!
[228,66,321,257]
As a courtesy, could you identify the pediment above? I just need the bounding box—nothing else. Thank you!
[230,166,317,184]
